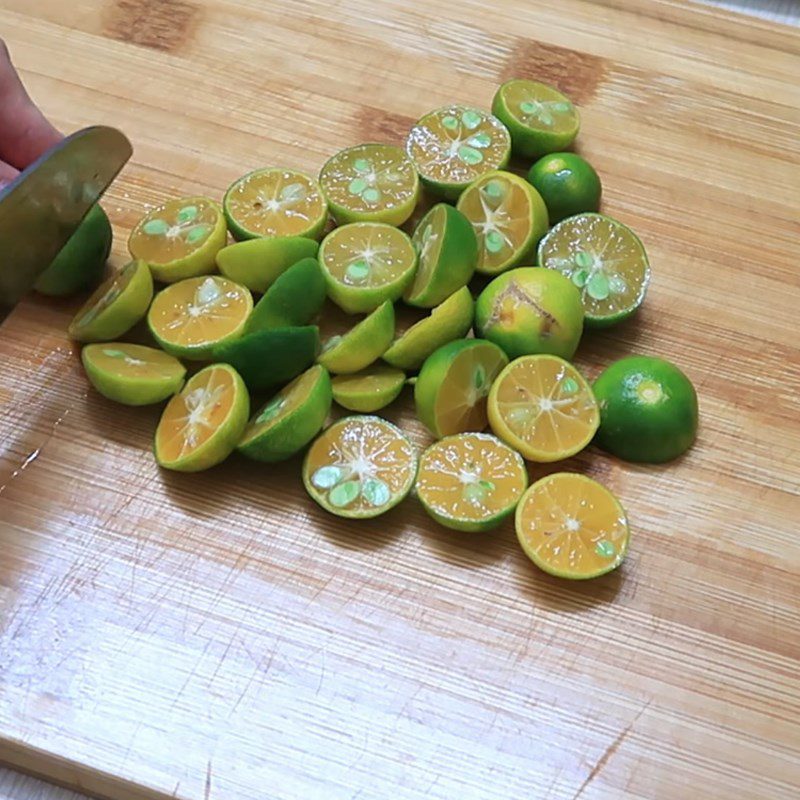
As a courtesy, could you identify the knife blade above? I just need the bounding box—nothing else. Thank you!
[0,126,132,321]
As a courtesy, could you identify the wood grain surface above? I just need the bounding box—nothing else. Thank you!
[1,1,800,799]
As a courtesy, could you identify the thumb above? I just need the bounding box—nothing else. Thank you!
[0,39,62,170]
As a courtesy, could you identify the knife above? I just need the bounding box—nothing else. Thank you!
[0,125,133,321]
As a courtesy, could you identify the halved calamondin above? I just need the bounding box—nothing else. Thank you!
[128,197,227,282]
[303,416,418,519]
[406,106,511,199]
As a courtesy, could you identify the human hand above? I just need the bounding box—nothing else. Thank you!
[0,38,62,187]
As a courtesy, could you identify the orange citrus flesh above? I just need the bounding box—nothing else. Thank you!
[434,343,508,436]
[416,433,527,529]
[304,416,416,517]
[516,473,629,579]
[500,81,578,135]
[489,355,598,462]
[148,276,252,351]
[406,106,510,190]
[129,197,221,263]
[156,365,237,463]
[456,173,538,273]
[225,169,327,238]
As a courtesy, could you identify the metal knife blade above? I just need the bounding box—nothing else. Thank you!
[0,126,132,320]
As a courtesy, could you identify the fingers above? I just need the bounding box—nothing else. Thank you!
[0,38,62,170]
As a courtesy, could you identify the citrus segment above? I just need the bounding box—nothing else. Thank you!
[319,143,419,226]
[515,473,629,579]
[238,365,332,462]
[128,196,227,283]
[406,106,511,199]
[488,355,599,462]
[383,286,474,371]
[216,236,319,294]
[212,326,320,393]
[331,365,406,412]
[492,79,580,158]
[414,339,509,439]
[36,204,112,296]
[592,355,698,463]
[224,167,328,241]
[537,213,650,327]
[456,170,548,275]
[68,259,153,343]
[81,343,186,406]
[318,300,394,374]
[474,267,584,360]
[319,223,416,313]
[148,275,252,361]
[246,257,326,332]
[154,363,249,472]
[416,433,528,532]
[405,203,477,307]
[303,416,418,519]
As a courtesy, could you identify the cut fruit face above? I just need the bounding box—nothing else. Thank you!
[319,143,419,226]
[147,275,253,361]
[416,433,528,532]
[155,363,249,472]
[81,343,186,406]
[414,338,509,439]
[492,79,580,158]
[456,170,548,275]
[405,203,477,308]
[238,364,332,463]
[318,300,395,374]
[128,197,227,282]
[223,168,328,241]
[332,365,406,412]
[406,106,511,199]
[516,472,630,579]
[383,286,474,372]
[68,259,153,343]
[488,354,599,462]
[537,213,651,327]
[303,416,418,519]
[319,223,417,313]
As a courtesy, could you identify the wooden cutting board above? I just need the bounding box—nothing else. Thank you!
[1,1,799,798]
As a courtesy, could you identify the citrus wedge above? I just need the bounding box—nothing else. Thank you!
[318,300,394,374]
[456,170,548,275]
[319,223,416,314]
[154,363,249,472]
[128,197,227,283]
[224,167,328,241]
[68,259,153,343]
[331,365,406,412]
[383,286,474,371]
[246,257,326,333]
[406,106,511,199]
[405,203,477,308]
[416,433,528,532]
[488,355,599,462]
[148,275,252,361]
[303,415,418,519]
[414,339,509,439]
[319,143,419,226]
[492,79,580,158]
[238,364,332,463]
[515,473,630,579]
[81,343,185,406]
[537,213,651,327]
[216,236,319,294]
[212,325,320,393]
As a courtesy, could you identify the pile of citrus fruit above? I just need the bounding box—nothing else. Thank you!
[58,78,699,582]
